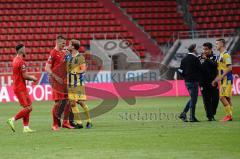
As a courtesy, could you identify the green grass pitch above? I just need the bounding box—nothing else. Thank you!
[0,96,239,159]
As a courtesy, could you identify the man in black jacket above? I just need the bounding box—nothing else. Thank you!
[199,42,219,121]
[178,44,201,122]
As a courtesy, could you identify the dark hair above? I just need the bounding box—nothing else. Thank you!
[70,39,80,50]
[203,42,212,49]
[216,38,225,46]
[56,34,65,40]
[16,44,24,53]
[188,44,196,53]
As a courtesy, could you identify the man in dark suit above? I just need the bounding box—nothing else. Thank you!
[199,42,219,121]
[178,44,201,122]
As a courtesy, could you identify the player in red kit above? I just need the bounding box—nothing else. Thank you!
[7,44,37,133]
[45,35,73,131]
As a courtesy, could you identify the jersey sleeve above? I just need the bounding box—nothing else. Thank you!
[19,60,27,73]
[79,55,86,65]
[224,53,232,65]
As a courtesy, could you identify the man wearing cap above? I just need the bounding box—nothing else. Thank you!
[178,44,202,122]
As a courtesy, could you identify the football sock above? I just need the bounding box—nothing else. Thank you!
[23,113,30,126]
[230,106,233,116]
[71,104,82,125]
[23,126,29,129]
[224,105,232,116]
[82,104,91,123]
[63,102,70,121]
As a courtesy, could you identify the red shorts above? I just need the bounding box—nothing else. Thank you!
[52,90,67,101]
[51,79,68,100]
[14,90,32,107]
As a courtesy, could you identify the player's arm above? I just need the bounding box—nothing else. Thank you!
[22,72,37,82]
[20,62,37,82]
[79,63,86,73]
[78,55,87,73]
[220,64,232,78]
[45,63,63,84]
[212,64,232,87]
[45,53,63,84]
[214,64,232,82]
[45,63,55,78]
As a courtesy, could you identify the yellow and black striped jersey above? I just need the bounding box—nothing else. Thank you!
[217,51,233,84]
[66,52,86,87]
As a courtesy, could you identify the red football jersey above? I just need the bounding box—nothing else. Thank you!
[47,48,66,71]
[12,56,27,92]
[47,48,67,80]
[47,48,67,100]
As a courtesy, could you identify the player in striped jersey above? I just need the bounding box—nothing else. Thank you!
[65,39,92,128]
[212,39,233,121]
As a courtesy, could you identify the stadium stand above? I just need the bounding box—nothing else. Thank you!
[188,0,239,34]
[0,0,239,72]
[115,0,189,45]
[188,0,240,64]
[0,0,146,72]
[233,51,240,65]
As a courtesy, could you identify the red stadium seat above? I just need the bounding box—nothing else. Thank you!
[0,0,194,64]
